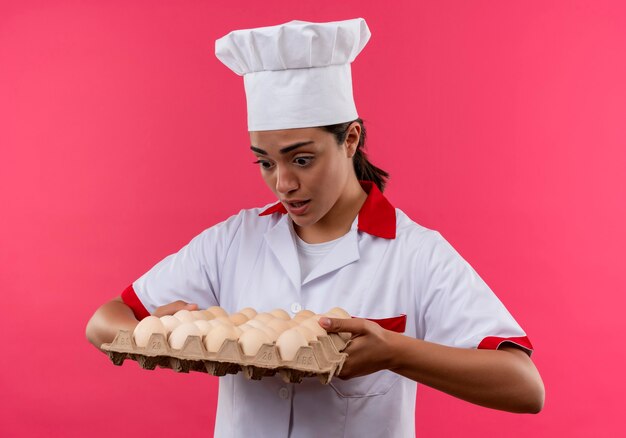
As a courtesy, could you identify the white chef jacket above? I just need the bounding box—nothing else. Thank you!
[122,181,533,438]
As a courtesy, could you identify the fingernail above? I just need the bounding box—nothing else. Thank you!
[320,317,331,328]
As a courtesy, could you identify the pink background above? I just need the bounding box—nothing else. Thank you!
[1,1,624,436]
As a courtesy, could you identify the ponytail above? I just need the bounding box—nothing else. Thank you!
[321,118,390,192]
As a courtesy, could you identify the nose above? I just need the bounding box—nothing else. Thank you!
[275,165,299,195]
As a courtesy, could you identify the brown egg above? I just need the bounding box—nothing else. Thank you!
[200,310,217,320]
[325,307,351,319]
[191,310,210,320]
[193,320,213,336]
[133,316,167,348]
[159,315,181,336]
[169,322,202,349]
[270,308,291,321]
[276,329,308,361]
[238,328,271,356]
[215,316,233,325]
[247,319,267,330]
[238,323,253,332]
[259,326,279,342]
[229,312,249,326]
[266,319,291,335]
[253,312,274,324]
[294,325,316,342]
[208,319,230,329]
[300,317,328,339]
[206,306,228,318]
[295,309,315,319]
[238,307,257,319]
[205,324,238,353]
[173,309,196,323]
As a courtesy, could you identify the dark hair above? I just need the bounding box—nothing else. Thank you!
[320,118,390,192]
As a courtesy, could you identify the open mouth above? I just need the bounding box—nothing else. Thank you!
[287,200,310,208]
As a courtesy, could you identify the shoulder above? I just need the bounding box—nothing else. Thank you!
[393,208,445,248]
[391,208,464,266]
[195,202,283,239]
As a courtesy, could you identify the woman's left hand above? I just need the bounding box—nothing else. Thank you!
[319,317,396,379]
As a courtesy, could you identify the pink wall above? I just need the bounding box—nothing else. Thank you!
[2,1,624,436]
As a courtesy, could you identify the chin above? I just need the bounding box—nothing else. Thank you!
[289,214,317,228]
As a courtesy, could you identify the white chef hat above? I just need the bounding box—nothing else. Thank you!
[215,18,371,131]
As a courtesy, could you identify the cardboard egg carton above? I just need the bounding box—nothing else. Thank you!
[101,330,349,384]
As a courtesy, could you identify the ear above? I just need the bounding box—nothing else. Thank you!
[344,122,361,158]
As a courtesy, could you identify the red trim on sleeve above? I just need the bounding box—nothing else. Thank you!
[363,314,407,333]
[478,336,534,354]
[121,284,150,320]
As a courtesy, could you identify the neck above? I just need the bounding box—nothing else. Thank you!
[294,178,367,243]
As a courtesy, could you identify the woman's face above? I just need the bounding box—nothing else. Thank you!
[249,125,358,229]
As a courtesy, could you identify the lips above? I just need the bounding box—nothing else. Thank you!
[283,199,311,215]
[288,200,309,208]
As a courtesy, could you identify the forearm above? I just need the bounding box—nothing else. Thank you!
[386,332,545,413]
[85,297,140,351]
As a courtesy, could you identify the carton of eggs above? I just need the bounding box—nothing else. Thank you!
[111,306,352,384]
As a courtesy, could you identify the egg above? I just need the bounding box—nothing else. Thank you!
[208,319,230,329]
[253,312,274,324]
[173,309,196,323]
[133,316,167,348]
[205,324,238,353]
[206,306,228,318]
[169,322,202,349]
[259,326,279,342]
[294,325,316,342]
[233,326,243,337]
[300,317,327,339]
[214,316,233,325]
[229,312,249,326]
[276,329,308,361]
[200,310,217,320]
[326,307,351,319]
[239,307,257,319]
[191,310,211,320]
[270,308,291,321]
[292,314,310,324]
[159,315,181,336]
[295,309,315,320]
[238,328,271,356]
[193,320,213,335]
[238,323,253,332]
[266,318,291,335]
[246,319,267,330]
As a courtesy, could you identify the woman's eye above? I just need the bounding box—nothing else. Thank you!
[294,156,314,167]
[253,160,274,170]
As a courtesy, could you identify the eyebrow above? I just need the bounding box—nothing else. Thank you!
[250,141,314,156]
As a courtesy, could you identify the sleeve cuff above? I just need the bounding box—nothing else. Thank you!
[478,336,534,356]
[121,284,150,320]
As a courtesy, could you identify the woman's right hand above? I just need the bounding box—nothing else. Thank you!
[153,301,198,317]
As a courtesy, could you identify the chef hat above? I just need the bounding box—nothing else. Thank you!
[215,18,371,131]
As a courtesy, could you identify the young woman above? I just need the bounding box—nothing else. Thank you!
[87,18,544,437]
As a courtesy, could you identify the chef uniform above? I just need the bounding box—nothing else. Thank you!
[121,18,533,438]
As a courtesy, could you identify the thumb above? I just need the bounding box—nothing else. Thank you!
[319,317,366,335]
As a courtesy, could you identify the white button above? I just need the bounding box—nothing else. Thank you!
[290,303,302,314]
[278,387,290,399]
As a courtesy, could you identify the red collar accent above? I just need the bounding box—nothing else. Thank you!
[258,181,396,239]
